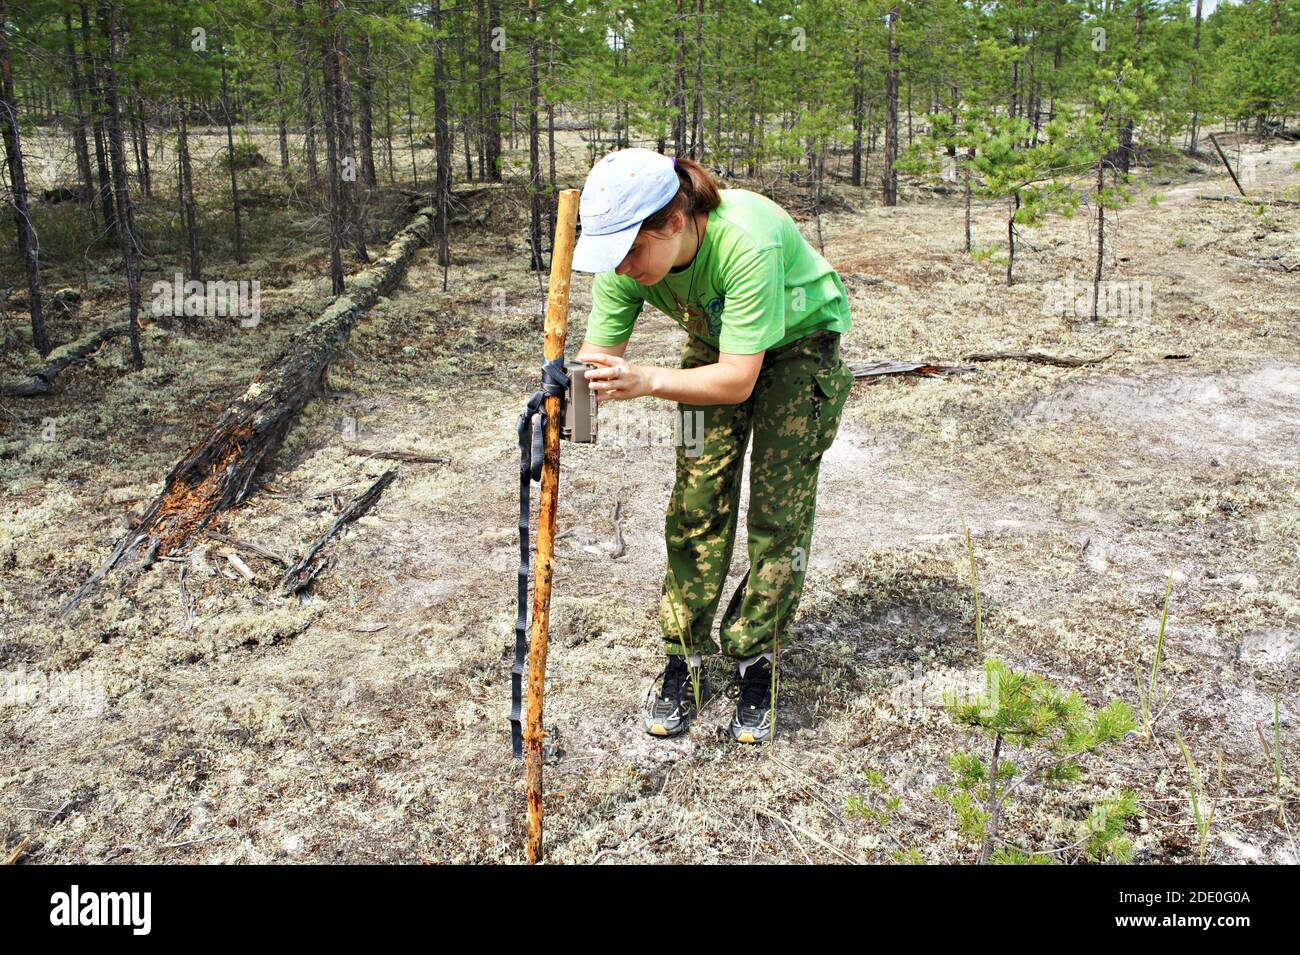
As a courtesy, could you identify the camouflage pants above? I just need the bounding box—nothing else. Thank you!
[659,328,854,660]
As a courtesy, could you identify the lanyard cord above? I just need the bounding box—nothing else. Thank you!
[668,212,708,321]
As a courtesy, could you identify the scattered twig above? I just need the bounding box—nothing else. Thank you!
[752,805,863,864]
[161,835,218,850]
[344,446,448,464]
[204,532,290,566]
[3,835,32,865]
[225,552,256,581]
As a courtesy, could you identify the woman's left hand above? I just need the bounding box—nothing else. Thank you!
[576,353,657,402]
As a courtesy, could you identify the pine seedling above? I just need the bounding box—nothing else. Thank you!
[943,658,1137,863]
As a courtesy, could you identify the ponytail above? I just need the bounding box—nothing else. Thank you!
[639,156,723,235]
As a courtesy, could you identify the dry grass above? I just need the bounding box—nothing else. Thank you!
[1,131,1297,864]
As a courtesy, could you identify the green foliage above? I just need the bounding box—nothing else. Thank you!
[941,658,1138,863]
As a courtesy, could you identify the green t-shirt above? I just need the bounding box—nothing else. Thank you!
[583,188,853,355]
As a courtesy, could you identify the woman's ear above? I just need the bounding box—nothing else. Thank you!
[672,208,688,237]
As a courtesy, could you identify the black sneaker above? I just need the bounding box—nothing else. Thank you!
[729,656,774,744]
[643,655,711,737]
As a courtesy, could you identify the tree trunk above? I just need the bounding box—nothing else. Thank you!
[98,0,142,368]
[62,11,95,229]
[357,31,376,186]
[1006,194,1019,286]
[883,7,899,206]
[273,26,290,169]
[295,0,319,186]
[485,0,502,181]
[672,0,686,155]
[177,90,200,280]
[83,2,116,238]
[691,0,703,159]
[964,147,973,253]
[851,46,864,187]
[1,313,129,397]
[526,0,543,271]
[432,0,452,277]
[0,0,48,355]
[318,0,345,294]
[132,81,151,197]
[1092,160,1106,321]
[1188,0,1203,154]
[218,31,245,264]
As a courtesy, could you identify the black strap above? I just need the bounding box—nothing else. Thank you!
[512,356,570,758]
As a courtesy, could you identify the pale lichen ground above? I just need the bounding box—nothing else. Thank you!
[1,132,1297,864]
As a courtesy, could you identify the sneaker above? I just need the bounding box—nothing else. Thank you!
[729,655,774,744]
[643,655,711,737]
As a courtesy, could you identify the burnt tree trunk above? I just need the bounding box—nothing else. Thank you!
[61,205,439,614]
[1,312,129,397]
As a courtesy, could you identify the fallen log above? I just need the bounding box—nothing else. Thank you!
[281,470,396,595]
[61,205,437,614]
[1197,193,1300,208]
[961,347,1119,368]
[0,313,129,397]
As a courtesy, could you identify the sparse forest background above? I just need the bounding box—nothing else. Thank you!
[2,0,1298,359]
[1,1,1297,866]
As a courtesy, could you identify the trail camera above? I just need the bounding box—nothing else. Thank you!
[561,358,598,443]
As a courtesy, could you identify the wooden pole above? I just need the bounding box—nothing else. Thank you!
[1208,133,1247,196]
[526,187,579,864]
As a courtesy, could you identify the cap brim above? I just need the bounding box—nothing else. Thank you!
[571,220,639,273]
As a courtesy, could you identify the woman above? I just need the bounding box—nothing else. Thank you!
[572,147,854,744]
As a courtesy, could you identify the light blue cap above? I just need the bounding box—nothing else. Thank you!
[572,148,681,273]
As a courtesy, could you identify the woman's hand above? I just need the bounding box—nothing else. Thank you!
[576,352,658,402]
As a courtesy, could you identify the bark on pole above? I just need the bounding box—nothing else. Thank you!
[525,187,578,865]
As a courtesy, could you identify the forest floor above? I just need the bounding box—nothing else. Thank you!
[2,132,1298,864]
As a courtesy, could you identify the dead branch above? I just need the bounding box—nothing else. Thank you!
[281,470,397,595]
[344,446,449,464]
[847,359,978,379]
[1197,194,1300,208]
[961,347,1119,368]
